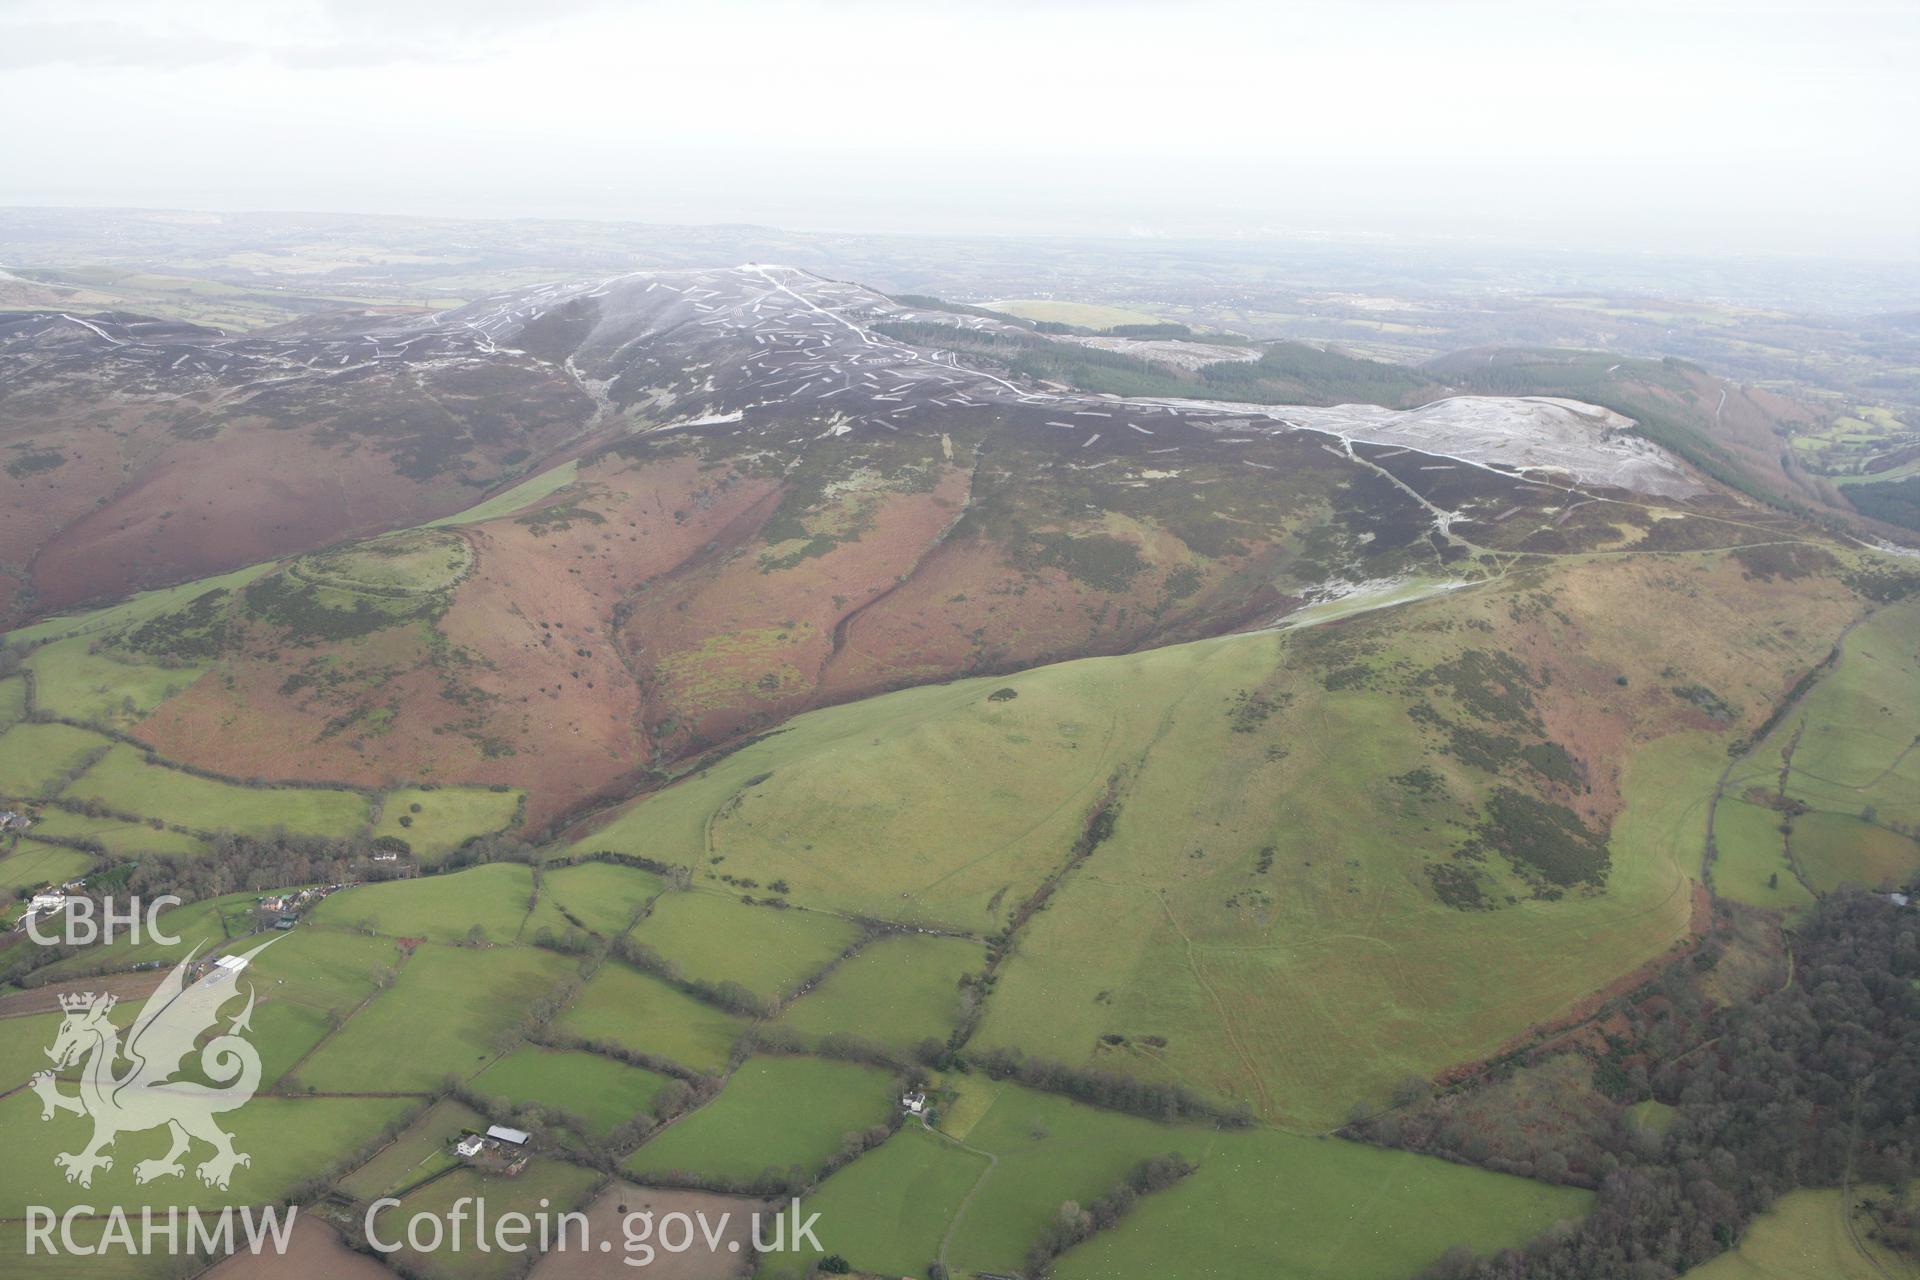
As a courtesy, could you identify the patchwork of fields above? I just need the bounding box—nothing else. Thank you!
[0,832,1625,1278]
[0,414,1911,1279]
[1712,598,1920,908]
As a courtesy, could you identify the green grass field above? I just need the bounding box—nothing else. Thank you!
[1712,797,1815,908]
[1046,1126,1590,1280]
[62,744,370,838]
[426,459,579,527]
[0,722,115,797]
[25,808,209,858]
[298,942,573,1092]
[247,999,337,1089]
[0,1092,411,1217]
[1757,603,1915,827]
[760,1122,985,1279]
[24,635,206,728]
[4,562,272,650]
[338,1099,488,1200]
[623,1054,896,1184]
[777,933,984,1051]
[0,1224,166,1280]
[0,675,26,729]
[472,1045,675,1137]
[372,786,522,862]
[243,927,403,1086]
[554,960,748,1075]
[569,663,1147,930]
[1793,810,1918,892]
[0,1010,64,1091]
[309,863,537,944]
[1681,1187,1919,1279]
[828,1079,1588,1279]
[540,860,665,936]
[631,892,861,1003]
[940,1083,1212,1276]
[0,841,96,892]
[1,998,146,1092]
[294,531,470,595]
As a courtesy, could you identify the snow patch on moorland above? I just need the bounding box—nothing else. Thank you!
[1146,394,1704,498]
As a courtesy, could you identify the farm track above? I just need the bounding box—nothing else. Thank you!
[926,1118,998,1274]
[1155,888,1272,1117]
[1034,638,1282,1114]
[1783,732,1920,792]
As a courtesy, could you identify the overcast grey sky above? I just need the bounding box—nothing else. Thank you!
[2,0,1915,258]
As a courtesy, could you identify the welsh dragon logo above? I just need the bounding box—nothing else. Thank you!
[31,938,279,1190]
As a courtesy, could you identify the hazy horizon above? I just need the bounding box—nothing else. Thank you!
[3,0,1916,261]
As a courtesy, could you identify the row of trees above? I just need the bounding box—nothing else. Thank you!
[969,1046,1253,1129]
[1023,1153,1195,1277]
